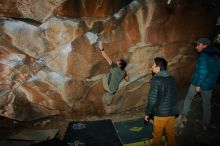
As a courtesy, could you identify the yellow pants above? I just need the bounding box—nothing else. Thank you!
[152,116,176,146]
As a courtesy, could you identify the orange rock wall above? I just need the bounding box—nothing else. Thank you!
[0,0,217,121]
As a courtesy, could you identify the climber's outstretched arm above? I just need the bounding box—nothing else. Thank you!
[98,41,112,65]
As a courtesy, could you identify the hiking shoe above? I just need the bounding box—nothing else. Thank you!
[195,119,208,132]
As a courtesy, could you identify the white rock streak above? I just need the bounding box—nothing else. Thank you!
[60,43,72,55]
[3,19,37,32]
[59,43,72,73]
[0,54,25,68]
[3,19,45,58]
[85,32,98,44]
[114,9,125,19]
[128,0,140,11]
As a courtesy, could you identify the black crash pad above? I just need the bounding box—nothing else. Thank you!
[63,119,122,146]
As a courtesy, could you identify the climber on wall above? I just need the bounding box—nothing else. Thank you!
[86,41,128,94]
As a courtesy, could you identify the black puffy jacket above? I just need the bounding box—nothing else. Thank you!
[145,71,179,116]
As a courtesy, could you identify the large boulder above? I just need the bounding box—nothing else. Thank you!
[0,0,218,120]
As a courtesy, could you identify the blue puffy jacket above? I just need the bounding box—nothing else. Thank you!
[191,46,220,90]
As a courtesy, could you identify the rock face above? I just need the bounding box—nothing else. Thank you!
[0,0,66,22]
[0,0,218,121]
[54,0,133,18]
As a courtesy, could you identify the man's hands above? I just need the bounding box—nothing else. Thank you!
[98,41,104,51]
[196,86,201,92]
[144,115,149,122]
